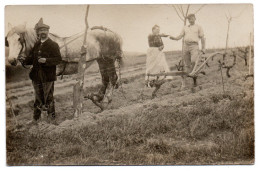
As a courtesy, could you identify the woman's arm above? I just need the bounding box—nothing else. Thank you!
[169,27,185,41]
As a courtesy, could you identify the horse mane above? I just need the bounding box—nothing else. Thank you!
[23,29,38,55]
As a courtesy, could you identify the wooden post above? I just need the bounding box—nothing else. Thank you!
[73,5,90,117]
[225,19,231,54]
[248,32,252,75]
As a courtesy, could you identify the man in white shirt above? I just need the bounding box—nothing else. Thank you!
[170,14,206,89]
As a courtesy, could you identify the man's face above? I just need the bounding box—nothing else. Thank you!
[153,27,160,35]
[38,28,49,39]
[188,16,196,25]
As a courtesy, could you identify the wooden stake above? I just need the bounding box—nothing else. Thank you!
[248,32,252,75]
[225,18,231,54]
[73,5,90,117]
[219,61,225,94]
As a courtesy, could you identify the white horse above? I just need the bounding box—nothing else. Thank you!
[6,23,123,76]
[6,23,123,110]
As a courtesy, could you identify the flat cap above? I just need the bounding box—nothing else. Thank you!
[186,14,196,19]
[34,18,50,30]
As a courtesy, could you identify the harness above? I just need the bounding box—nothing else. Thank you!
[5,37,9,47]
[59,26,122,79]
[17,33,31,69]
[60,38,69,79]
[11,26,122,80]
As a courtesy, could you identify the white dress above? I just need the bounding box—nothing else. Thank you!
[145,47,173,81]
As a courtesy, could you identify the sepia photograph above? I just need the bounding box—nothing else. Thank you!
[4,3,254,166]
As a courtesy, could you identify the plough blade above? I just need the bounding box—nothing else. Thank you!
[147,71,187,77]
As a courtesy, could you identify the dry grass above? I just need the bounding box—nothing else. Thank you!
[6,92,254,165]
[6,48,254,165]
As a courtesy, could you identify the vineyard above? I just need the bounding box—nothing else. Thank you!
[6,48,254,165]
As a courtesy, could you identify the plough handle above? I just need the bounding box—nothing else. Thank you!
[190,52,223,77]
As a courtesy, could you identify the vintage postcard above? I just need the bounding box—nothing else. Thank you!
[5,4,254,165]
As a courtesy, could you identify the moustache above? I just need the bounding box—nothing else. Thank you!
[40,33,47,37]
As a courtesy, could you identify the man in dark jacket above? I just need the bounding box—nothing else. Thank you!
[23,18,62,121]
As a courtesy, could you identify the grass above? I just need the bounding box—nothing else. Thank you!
[6,92,254,165]
[6,48,254,165]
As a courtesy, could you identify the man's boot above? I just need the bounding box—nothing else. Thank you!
[33,104,41,120]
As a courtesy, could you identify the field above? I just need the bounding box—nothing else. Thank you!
[6,49,254,165]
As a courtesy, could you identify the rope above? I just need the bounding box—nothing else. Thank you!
[60,61,68,80]
[60,38,69,79]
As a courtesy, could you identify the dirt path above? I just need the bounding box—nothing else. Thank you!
[6,63,146,106]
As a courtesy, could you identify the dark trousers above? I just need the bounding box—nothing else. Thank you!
[97,58,118,101]
[32,81,55,120]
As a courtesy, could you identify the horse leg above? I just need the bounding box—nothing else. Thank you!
[105,67,118,104]
[104,83,114,104]
[84,59,108,110]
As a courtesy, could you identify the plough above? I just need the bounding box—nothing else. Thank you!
[148,52,224,78]
[146,51,235,97]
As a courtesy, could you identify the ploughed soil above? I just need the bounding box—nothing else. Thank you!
[6,50,254,165]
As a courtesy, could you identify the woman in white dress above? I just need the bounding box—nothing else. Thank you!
[146,25,173,86]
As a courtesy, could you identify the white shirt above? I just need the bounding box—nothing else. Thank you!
[179,24,204,43]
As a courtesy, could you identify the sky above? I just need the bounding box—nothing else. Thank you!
[5,4,253,52]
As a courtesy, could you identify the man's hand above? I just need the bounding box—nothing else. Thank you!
[38,58,46,63]
[201,49,206,54]
[160,33,169,37]
[18,56,26,63]
[158,46,164,51]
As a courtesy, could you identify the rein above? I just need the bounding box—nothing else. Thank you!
[17,33,31,69]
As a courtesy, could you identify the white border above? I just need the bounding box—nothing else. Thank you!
[1,0,259,171]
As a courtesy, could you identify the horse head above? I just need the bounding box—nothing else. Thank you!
[6,23,37,66]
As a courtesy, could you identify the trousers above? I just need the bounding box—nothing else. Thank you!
[183,43,199,73]
[32,81,55,120]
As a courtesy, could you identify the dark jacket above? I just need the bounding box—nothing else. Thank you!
[148,34,164,47]
[25,38,62,82]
